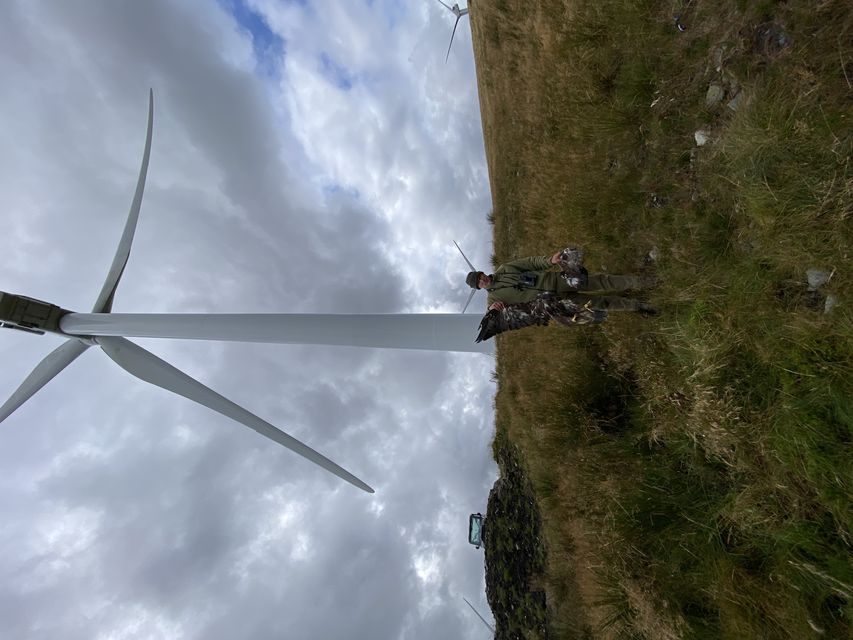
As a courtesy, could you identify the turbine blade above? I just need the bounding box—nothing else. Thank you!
[96,336,374,493]
[434,0,453,11]
[92,89,154,313]
[461,288,476,314]
[0,339,89,423]
[453,240,477,271]
[60,312,493,354]
[463,597,495,633]
[445,17,461,63]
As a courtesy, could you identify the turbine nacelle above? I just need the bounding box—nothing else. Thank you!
[0,292,68,336]
[433,0,470,62]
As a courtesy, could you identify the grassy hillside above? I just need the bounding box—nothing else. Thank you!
[468,0,851,638]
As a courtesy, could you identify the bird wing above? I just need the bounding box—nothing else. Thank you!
[557,245,588,288]
[475,294,606,342]
[557,245,585,273]
[475,300,550,343]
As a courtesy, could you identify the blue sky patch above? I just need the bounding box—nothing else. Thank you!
[221,0,285,77]
[319,53,355,91]
[322,182,361,202]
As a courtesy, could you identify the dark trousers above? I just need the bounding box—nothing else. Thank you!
[568,273,652,311]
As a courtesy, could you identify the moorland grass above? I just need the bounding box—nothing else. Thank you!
[470,0,851,637]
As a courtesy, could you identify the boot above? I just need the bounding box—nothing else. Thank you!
[636,302,660,317]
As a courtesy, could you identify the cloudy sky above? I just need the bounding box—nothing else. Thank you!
[0,1,498,638]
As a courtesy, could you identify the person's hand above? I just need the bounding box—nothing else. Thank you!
[488,301,505,311]
[550,251,562,265]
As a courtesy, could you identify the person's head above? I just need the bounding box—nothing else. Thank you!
[466,271,491,289]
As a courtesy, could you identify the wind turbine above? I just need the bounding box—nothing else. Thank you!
[1,90,491,494]
[454,240,479,313]
[434,0,469,62]
[463,597,495,635]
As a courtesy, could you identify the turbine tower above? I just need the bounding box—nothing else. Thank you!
[0,90,490,494]
[434,0,469,62]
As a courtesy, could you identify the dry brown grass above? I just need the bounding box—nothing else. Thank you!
[470,0,852,637]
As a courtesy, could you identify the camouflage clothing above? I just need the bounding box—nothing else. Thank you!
[485,255,650,312]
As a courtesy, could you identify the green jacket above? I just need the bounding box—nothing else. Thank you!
[486,255,577,305]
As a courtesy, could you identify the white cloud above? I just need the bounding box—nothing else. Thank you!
[0,1,495,638]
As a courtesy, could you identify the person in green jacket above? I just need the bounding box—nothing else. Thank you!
[465,248,658,315]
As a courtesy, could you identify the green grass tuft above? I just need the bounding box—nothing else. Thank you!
[470,0,852,637]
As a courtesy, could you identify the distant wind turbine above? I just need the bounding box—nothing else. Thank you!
[434,0,469,62]
[454,240,479,313]
[1,90,491,495]
[463,597,495,635]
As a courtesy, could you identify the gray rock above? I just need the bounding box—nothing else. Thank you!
[694,129,711,146]
[706,83,725,108]
[824,294,838,314]
[643,246,660,266]
[723,71,741,96]
[713,46,726,72]
[755,23,791,56]
[727,91,744,112]
[806,268,832,290]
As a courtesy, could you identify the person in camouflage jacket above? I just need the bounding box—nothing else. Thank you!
[465,247,657,315]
